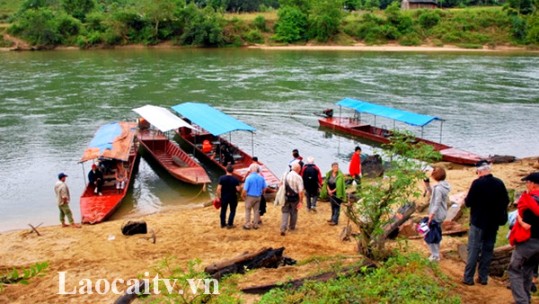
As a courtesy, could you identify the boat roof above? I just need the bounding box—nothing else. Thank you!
[171,102,256,136]
[337,97,442,127]
[80,122,137,162]
[133,105,193,132]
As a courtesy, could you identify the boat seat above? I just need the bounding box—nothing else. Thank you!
[233,154,242,161]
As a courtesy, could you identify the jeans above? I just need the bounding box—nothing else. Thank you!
[220,199,237,227]
[463,224,498,284]
[330,196,341,224]
[509,238,539,304]
[305,191,318,209]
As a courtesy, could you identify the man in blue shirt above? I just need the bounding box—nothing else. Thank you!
[242,164,266,230]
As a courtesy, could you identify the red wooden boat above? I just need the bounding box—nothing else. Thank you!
[171,102,280,189]
[79,122,139,224]
[318,98,485,166]
[133,105,210,185]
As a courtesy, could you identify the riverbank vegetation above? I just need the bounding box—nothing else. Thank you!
[1,0,538,49]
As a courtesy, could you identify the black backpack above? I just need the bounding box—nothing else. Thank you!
[121,221,147,235]
[302,165,319,190]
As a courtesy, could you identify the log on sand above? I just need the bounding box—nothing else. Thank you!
[204,247,295,280]
[242,260,377,294]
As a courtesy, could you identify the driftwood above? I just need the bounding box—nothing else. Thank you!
[28,223,43,236]
[385,202,416,240]
[242,260,377,294]
[204,247,294,279]
[489,154,516,164]
[445,192,467,222]
[113,280,146,304]
[458,244,513,277]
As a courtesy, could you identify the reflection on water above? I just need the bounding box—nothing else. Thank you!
[0,49,538,231]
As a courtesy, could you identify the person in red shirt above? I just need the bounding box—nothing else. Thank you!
[348,146,362,184]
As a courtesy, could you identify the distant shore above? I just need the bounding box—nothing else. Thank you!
[2,37,539,53]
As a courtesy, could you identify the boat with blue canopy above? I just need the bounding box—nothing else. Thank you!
[318,97,484,165]
[79,121,140,224]
[171,102,280,188]
[133,105,211,185]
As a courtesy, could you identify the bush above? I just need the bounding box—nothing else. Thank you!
[178,4,225,47]
[56,13,82,44]
[526,15,539,44]
[399,32,422,45]
[253,15,268,32]
[244,29,264,44]
[418,9,441,29]
[8,8,60,47]
[273,5,307,43]
[307,0,344,42]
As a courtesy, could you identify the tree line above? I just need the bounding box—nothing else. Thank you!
[4,0,539,49]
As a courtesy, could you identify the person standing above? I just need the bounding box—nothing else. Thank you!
[242,164,266,230]
[88,163,104,196]
[321,162,346,226]
[54,173,80,228]
[463,160,510,285]
[301,156,322,212]
[280,162,304,236]
[289,149,304,170]
[349,146,362,184]
[509,172,539,304]
[217,165,241,229]
[425,166,450,262]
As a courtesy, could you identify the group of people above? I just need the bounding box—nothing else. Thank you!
[215,146,363,236]
[422,158,539,304]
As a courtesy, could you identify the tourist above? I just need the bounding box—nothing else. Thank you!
[280,162,304,236]
[349,146,362,185]
[509,172,539,304]
[321,162,346,226]
[250,157,268,224]
[289,148,304,170]
[115,162,128,193]
[217,165,241,229]
[242,163,266,230]
[301,156,322,212]
[54,173,80,228]
[463,160,510,285]
[88,163,104,196]
[425,166,450,262]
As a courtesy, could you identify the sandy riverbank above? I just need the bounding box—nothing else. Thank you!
[1,157,539,303]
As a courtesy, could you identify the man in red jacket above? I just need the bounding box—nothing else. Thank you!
[348,146,362,184]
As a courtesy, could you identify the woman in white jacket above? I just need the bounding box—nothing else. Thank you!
[425,166,450,262]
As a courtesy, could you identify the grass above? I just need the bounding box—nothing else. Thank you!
[224,11,277,22]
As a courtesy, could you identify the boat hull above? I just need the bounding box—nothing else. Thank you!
[318,117,483,166]
[80,141,140,224]
[138,130,210,184]
[176,128,280,188]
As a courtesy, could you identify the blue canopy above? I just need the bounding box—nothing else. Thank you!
[80,122,137,162]
[337,98,441,127]
[171,102,256,136]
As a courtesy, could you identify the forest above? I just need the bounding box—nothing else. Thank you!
[0,0,537,49]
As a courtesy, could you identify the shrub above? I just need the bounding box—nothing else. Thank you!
[399,32,422,45]
[307,0,344,42]
[56,13,82,44]
[8,7,60,47]
[526,15,539,44]
[253,15,268,32]
[418,9,441,29]
[273,5,307,43]
[244,29,264,44]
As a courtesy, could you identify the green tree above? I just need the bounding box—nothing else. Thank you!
[345,131,441,260]
[308,0,343,42]
[344,0,361,10]
[273,5,307,42]
[178,4,225,46]
[8,7,60,47]
[138,0,179,38]
[61,0,95,21]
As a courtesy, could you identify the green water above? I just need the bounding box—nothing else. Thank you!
[1,48,538,231]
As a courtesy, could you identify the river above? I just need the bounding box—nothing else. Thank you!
[0,48,538,231]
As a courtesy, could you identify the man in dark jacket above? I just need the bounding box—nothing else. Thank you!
[301,156,322,212]
[463,160,509,285]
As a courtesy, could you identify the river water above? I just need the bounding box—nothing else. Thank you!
[0,49,538,231]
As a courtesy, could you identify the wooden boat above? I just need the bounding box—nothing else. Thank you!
[318,98,485,166]
[171,102,280,189]
[79,122,140,224]
[133,105,210,185]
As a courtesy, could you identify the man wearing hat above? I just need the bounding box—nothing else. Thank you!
[509,172,539,304]
[54,173,79,228]
[462,160,510,285]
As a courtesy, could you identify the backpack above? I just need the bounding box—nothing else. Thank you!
[302,165,319,192]
[121,220,147,236]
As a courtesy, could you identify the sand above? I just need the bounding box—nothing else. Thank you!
[1,157,539,303]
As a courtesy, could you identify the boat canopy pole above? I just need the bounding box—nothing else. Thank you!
[251,132,254,156]
[439,120,444,143]
[421,126,424,138]
[81,162,87,186]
